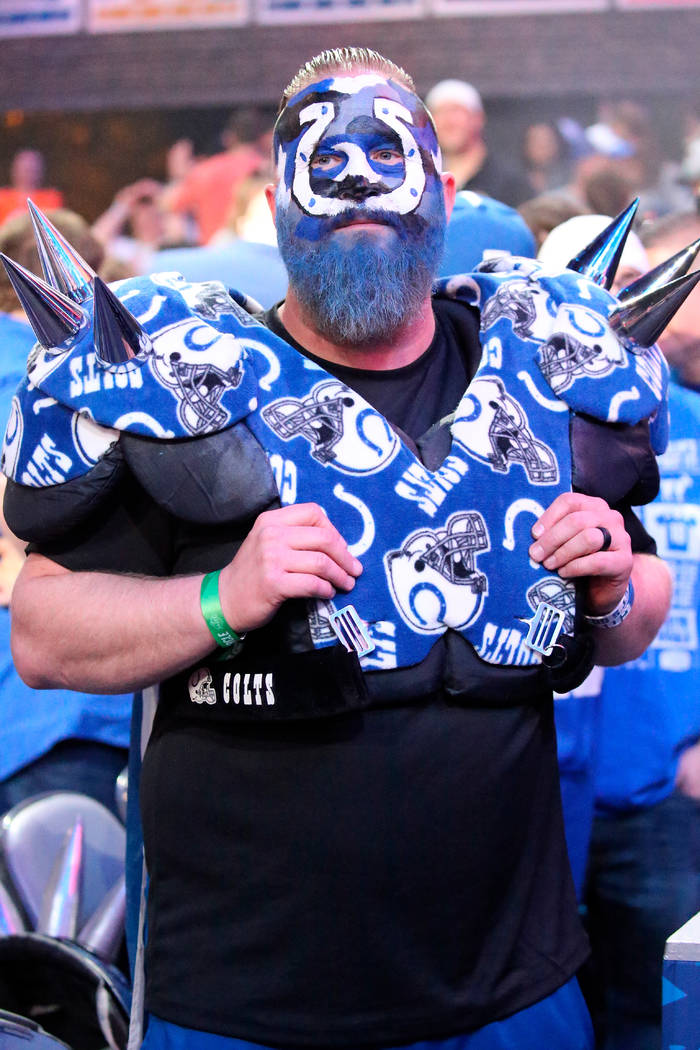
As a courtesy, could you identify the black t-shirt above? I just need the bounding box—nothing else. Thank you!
[34,299,601,1045]
[262,298,481,445]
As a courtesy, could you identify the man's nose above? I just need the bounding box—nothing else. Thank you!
[335,176,382,201]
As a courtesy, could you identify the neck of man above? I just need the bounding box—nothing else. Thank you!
[278,287,436,371]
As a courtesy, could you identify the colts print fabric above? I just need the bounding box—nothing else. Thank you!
[2,259,668,670]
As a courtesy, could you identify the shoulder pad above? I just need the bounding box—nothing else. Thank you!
[2,273,291,487]
[436,255,669,430]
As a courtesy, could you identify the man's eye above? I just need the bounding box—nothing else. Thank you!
[371,148,403,165]
[312,153,342,169]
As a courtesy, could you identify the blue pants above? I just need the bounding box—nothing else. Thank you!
[585,790,700,1050]
[141,976,593,1050]
[0,738,128,820]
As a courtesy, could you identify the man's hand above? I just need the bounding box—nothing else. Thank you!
[676,741,700,800]
[528,492,633,617]
[218,503,363,635]
[528,491,671,666]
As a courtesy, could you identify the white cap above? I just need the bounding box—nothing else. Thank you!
[425,79,483,114]
[538,213,649,277]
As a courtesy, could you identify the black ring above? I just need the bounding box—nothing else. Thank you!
[597,526,612,552]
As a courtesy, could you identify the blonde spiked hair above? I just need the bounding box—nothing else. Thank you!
[279,48,416,111]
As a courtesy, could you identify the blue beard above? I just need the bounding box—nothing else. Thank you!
[276,199,447,347]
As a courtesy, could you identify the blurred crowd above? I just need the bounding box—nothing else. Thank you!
[1,84,699,289]
[1,77,700,1050]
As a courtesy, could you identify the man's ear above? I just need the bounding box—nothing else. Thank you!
[441,172,457,222]
[264,182,277,221]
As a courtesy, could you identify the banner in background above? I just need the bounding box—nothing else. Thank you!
[0,0,81,36]
[89,0,248,32]
[256,0,422,24]
[432,0,606,12]
[614,0,700,7]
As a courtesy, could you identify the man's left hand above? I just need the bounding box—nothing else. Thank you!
[528,492,633,617]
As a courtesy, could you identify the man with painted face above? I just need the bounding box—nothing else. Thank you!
[2,48,682,1050]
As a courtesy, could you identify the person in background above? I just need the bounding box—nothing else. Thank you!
[539,209,700,1050]
[162,108,270,245]
[519,193,589,251]
[424,78,531,207]
[440,189,536,274]
[0,149,63,228]
[0,209,132,819]
[521,120,573,199]
[642,211,700,389]
[92,177,196,276]
[586,212,700,1050]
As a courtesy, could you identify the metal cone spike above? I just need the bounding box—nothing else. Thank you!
[618,237,700,302]
[566,199,640,290]
[609,269,700,348]
[93,276,151,365]
[0,880,26,934]
[0,253,85,348]
[27,198,96,303]
[37,818,83,938]
[77,874,126,962]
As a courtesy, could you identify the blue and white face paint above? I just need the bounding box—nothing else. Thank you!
[273,73,444,240]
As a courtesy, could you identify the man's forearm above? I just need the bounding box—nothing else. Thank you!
[591,552,672,666]
[11,554,215,693]
[10,505,363,694]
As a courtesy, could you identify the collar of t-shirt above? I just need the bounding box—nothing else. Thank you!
[260,298,481,447]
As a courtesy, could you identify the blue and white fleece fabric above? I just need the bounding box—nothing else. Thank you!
[1,258,668,672]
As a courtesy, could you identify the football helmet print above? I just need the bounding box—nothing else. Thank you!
[480,278,555,340]
[385,511,489,634]
[149,320,245,435]
[539,303,627,395]
[262,379,399,474]
[452,376,558,484]
[526,576,576,636]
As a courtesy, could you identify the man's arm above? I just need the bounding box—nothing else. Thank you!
[529,492,672,666]
[11,503,362,694]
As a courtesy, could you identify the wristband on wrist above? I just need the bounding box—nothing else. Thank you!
[584,580,634,630]
[200,569,244,649]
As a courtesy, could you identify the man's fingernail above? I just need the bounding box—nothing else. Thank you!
[353,558,363,574]
[532,523,544,538]
[530,544,544,561]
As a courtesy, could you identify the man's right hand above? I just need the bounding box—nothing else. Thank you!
[218,503,363,635]
[9,503,362,694]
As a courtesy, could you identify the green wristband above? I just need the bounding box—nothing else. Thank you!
[200,570,243,649]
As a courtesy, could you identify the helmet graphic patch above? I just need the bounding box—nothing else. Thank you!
[452,376,558,484]
[149,321,245,435]
[539,303,627,394]
[385,511,489,634]
[188,667,217,705]
[481,279,555,340]
[526,576,576,636]
[262,379,399,474]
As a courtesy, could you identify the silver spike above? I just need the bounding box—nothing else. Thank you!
[37,818,83,938]
[77,874,126,962]
[0,880,25,934]
[618,237,700,302]
[93,276,151,365]
[610,269,700,348]
[567,199,639,290]
[0,253,84,348]
[27,198,96,303]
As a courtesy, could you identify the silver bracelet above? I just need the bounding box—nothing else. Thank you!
[584,581,635,630]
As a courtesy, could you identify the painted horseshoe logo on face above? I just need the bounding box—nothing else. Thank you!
[292,97,426,217]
